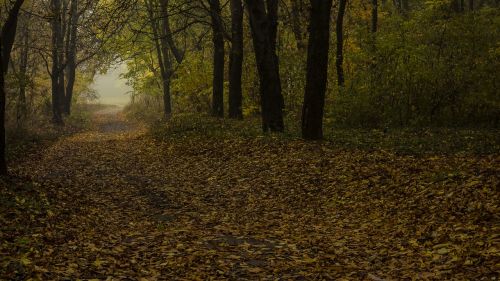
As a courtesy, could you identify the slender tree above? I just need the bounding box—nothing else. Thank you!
[289,0,307,51]
[209,0,224,117]
[146,0,184,118]
[371,0,378,34]
[245,0,284,132]
[14,12,30,126]
[336,0,347,87]
[63,0,79,115]
[228,0,243,119]
[50,0,65,125]
[301,0,333,140]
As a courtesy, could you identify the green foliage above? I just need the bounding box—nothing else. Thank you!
[329,6,500,128]
[171,50,213,113]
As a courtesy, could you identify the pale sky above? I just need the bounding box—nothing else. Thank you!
[92,63,132,106]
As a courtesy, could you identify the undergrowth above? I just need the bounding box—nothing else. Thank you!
[149,114,499,155]
[6,104,95,163]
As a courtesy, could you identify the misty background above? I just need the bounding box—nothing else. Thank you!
[92,64,132,107]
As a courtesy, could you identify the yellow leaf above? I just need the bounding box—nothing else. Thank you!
[247,267,263,273]
[20,256,31,266]
[436,248,451,255]
[301,257,317,264]
[93,258,104,267]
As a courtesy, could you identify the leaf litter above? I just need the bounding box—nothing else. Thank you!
[1,112,499,280]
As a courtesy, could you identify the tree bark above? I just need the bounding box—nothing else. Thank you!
[209,0,225,117]
[162,0,183,64]
[301,0,333,140]
[51,0,64,125]
[160,0,177,117]
[64,0,79,115]
[228,0,243,119]
[0,0,26,175]
[336,0,347,87]
[246,0,284,132]
[17,18,30,127]
[371,0,378,34]
[290,0,307,50]
[0,40,6,175]
[147,0,182,118]
[1,0,25,71]
[267,0,282,105]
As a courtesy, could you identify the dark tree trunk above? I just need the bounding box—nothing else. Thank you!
[336,0,347,87]
[228,0,243,119]
[64,0,78,115]
[209,0,225,117]
[162,76,172,118]
[301,0,333,140]
[371,0,378,33]
[0,41,6,175]
[402,0,409,11]
[150,0,170,118]
[266,0,282,105]
[266,0,279,51]
[57,1,66,114]
[0,0,26,175]
[51,0,64,125]
[394,0,408,14]
[290,0,307,50]
[17,20,29,126]
[162,0,183,64]
[160,0,177,117]
[1,0,25,71]
[246,0,284,132]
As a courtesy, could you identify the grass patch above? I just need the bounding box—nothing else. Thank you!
[150,113,499,155]
[6,105,94,163]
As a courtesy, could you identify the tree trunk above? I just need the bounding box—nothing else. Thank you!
[64,0,79,115]
[160,0,177,117]
[246,0,284,132]
[162,76,172,118]
[228,0,243,119]
[290,0,306,50]
[0,41,6,175]
[1,0,25,71]
[371,0,378,34]
[17,20,29,127]
[402,0,409,11]
[51,0,64,125]
[0,0,26,175]
[161,0,183,64]
[148,0,183,118]
[336,0,347,87]
[301,0,333,140]
[266,0,282,101]
[209,0,225,117]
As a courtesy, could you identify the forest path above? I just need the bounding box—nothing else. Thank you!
[7,109,499,280]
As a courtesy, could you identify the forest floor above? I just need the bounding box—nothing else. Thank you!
[1,107,499,280]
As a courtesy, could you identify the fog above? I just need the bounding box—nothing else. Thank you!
[92,64,132,107]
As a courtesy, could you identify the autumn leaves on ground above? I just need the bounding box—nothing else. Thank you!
[1,107,498,280]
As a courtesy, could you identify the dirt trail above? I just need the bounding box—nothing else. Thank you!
[6,109,499,280]
[92,106,140,134]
